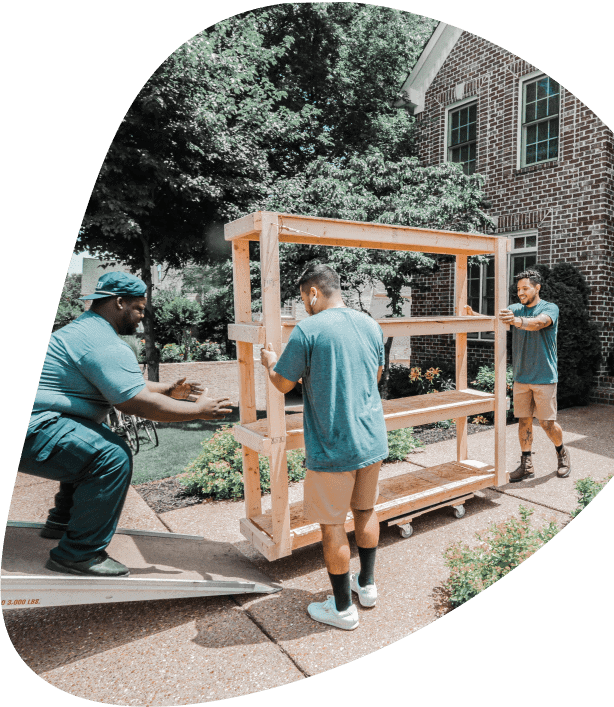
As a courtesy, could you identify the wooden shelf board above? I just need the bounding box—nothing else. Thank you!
[224,212,509,256]
[229,316,497,345]
[243,461,495,551]
[233,389,495,453]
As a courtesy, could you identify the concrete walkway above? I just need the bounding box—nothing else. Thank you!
[2,404,613,705]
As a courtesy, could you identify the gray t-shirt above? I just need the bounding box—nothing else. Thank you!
[31,311,146,425]
[510,299,559,384]
[274,307,388,472]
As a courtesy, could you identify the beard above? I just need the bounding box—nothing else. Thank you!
[118,317,137,336]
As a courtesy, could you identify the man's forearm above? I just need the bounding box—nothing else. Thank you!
[512,315,551,331]
[116,390,204,422]
[145,380,173,395]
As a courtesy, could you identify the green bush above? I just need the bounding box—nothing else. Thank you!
[510,263,602,408]
[571,476,612,518]
[181,425,306,500]
[385,428,423,462]
[443,505,559,608]
[182,424,424,498]
[191,340,229,362]
[470,364,514,421]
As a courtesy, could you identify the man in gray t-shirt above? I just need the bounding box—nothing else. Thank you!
[261,263,388,631]
[500,269,570,482]
[20,272,232,577]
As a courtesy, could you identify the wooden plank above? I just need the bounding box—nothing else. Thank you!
[386,493,474,525]
[228,322,265,345]
[494,237,508,486]
[455,254,468,462]
[232,240,262,518]
[225,212,505,254]
[245,462,495,556]
[236,390,496,451]
[225,212,262,241]
[233,424,272,455]
[260,213,292,555]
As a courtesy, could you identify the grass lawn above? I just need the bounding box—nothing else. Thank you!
[130,407,267,485]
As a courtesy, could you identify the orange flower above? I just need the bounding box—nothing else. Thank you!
[410,367,422,381]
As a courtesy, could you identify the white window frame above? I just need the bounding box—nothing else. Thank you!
[463,230,539,344]
[444,96,478,175]
[280,300,296,320]
[517,71,560,169]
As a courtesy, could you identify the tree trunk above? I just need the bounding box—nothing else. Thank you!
[379,336,394,400]
[140,237,160,382]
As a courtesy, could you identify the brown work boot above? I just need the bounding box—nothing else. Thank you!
[509,454,535,482]
[556,445,571,478]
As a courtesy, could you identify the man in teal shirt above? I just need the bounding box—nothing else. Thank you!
[261,263,388,630]
[20,272,232,577]
[499,269,571,481]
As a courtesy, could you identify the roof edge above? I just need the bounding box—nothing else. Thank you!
[394,22,463,113]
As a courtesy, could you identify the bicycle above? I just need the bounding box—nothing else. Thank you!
[135,417,159,447]
[105,408,140,455]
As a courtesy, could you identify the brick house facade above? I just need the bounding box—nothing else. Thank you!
[395,23,614,404]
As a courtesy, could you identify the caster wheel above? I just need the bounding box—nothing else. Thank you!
[452,504,466,519]
[399,523,413,538]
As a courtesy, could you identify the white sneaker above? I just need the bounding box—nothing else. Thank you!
[307,595,359,630]
[350,573,377,607]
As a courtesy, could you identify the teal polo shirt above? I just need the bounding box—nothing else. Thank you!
[31,311,146,426]
[510,299,559,384]
[274,307,388,473]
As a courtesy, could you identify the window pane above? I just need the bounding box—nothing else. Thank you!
[548,93,559,116]
[538,121,549,141]
[486,257,494,277]
[514,236,525,249]
[527,124,537,145]
[484,297,495,316]
[550,118,559,138]
[536,98,548,120]
[469,120,476,141]
[526,81,536,103]
[525,102,536,123]
[537,78,549,99]
[549,78,560,95]
[526,235,537,248]
[537,142,548,161]
[459,125,468,144]
[548,138,558,159]
[469,103,477,122]
[452,111,459,129]
[525,255,537,268]
[526,144,537,164]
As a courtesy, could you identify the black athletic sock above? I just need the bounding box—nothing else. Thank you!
[522,451,531,458]
[328,571,352,612]
[357,546,377,587]
[555,444,564,453]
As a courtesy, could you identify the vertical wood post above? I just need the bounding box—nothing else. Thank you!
[455,255,468,461]
[494,238,509,485]
[232,240,262,519]
[260,212,292,557]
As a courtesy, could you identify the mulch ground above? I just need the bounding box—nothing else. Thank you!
[134,421,499,514]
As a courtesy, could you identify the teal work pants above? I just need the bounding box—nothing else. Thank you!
[19,414,133,563]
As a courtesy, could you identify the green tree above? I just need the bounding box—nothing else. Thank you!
[152,290,205,360]
[54,273,84,331]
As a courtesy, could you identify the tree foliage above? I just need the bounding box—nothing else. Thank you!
[54,274,84,331]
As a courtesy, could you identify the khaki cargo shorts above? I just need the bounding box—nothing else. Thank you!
[303,461,382,525]
[513,382,558,421]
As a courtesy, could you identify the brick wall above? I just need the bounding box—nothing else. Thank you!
[408,31,614,403]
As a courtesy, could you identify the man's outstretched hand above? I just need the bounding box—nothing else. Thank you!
[169,377,204,401]
[195,388,233,420]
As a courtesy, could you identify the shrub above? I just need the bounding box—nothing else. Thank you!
[443,505,559,608]
[181,425,306,500]
[160,343,185,363]
[571,476,612,518]
[510,263,602,408]
[385,428,423,462]
[470,364,514,421]
[182,425,424,498]
[191,340,229,362]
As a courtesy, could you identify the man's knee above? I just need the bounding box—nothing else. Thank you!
[539,419,555,432]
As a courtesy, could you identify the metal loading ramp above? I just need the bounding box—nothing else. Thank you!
[1,522,281,610]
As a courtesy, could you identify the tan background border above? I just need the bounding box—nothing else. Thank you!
[0,0,614,707]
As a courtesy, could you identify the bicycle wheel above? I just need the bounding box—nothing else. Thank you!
[143,419,159,447]
[121,413,140,455]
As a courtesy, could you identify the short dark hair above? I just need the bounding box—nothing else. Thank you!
[297,262,341,297]
[515,269,542,287]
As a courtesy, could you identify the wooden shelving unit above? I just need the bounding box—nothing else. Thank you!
[226,212,510,561]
